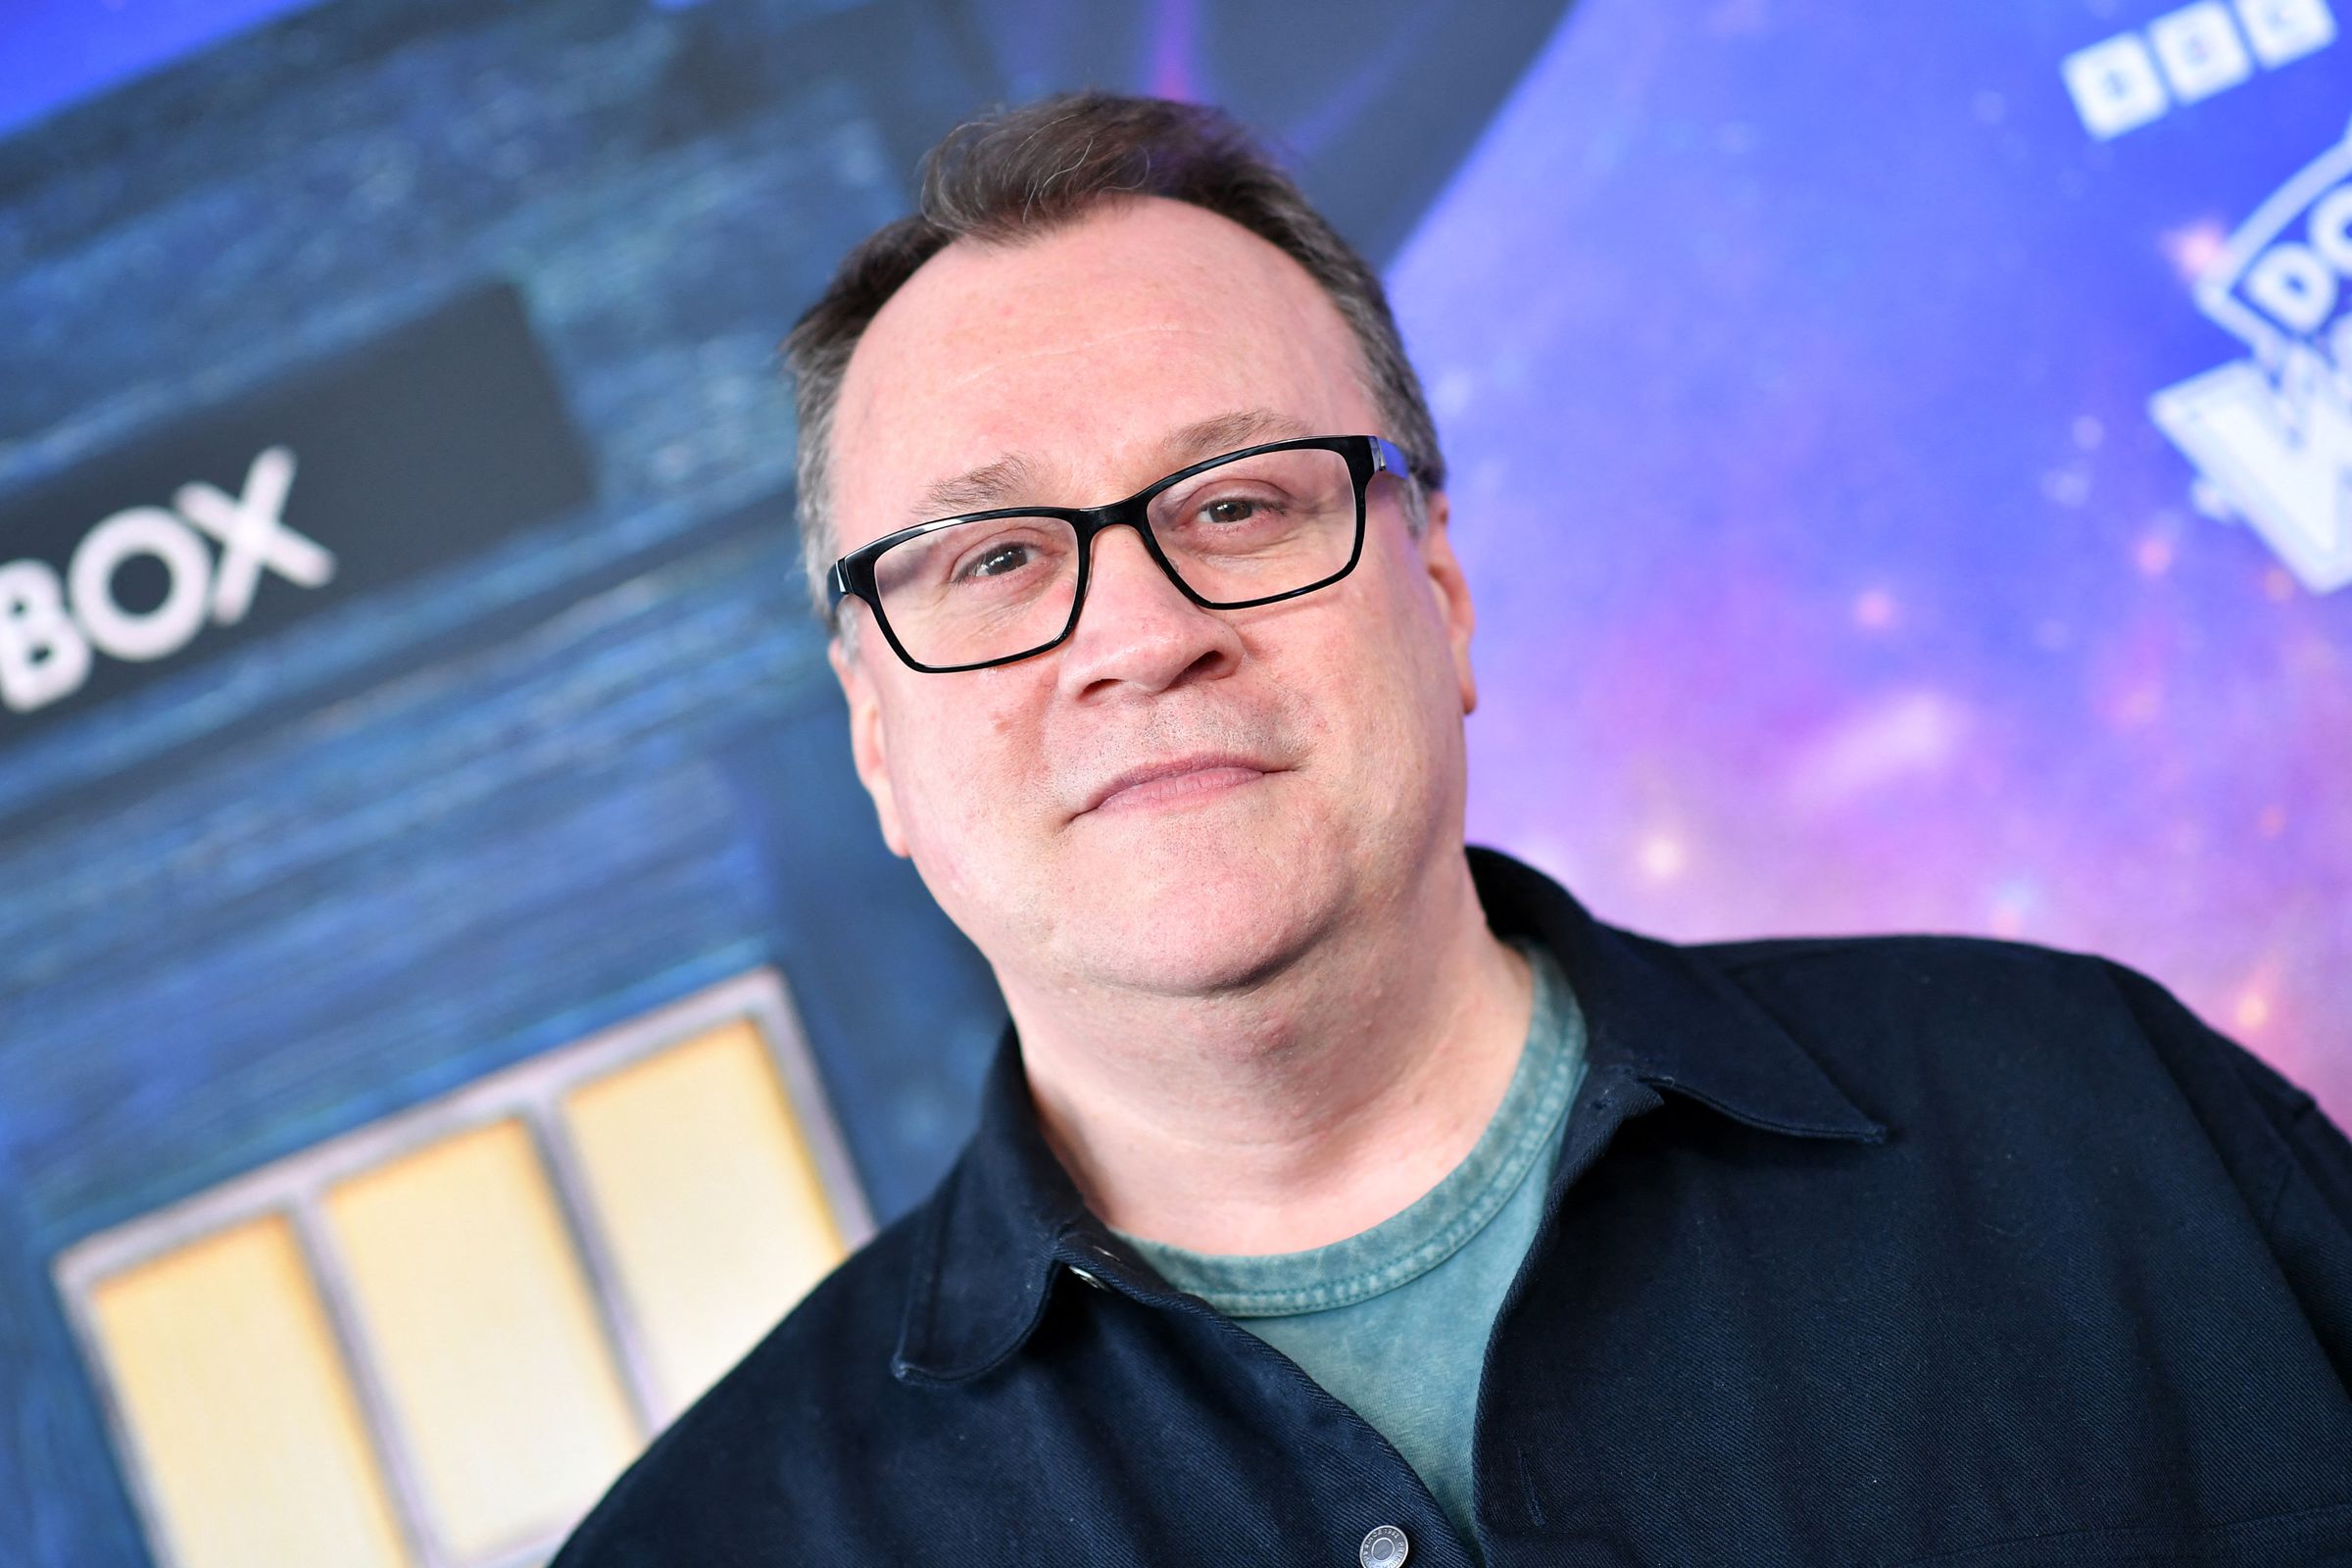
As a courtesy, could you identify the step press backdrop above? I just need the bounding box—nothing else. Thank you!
[2,2,2347,1565]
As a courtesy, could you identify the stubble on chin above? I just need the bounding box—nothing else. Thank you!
[1046,779,1357,1001]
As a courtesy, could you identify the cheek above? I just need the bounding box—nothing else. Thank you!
[879,678,1048,876]
[1341,544,1467,786]
[1348,533,1454,693]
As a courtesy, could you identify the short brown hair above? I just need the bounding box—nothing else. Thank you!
[782,90,1447,616]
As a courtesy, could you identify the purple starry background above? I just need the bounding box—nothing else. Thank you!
[1390,0,2352,1117]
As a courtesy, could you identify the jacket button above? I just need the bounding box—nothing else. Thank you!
[1359,1524,1408,1567]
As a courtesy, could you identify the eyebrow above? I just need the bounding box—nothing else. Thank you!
[906,407,1317,522]
[915,454,1039,520]
[1162,408,1315,467]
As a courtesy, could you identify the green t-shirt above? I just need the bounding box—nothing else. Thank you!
[1122,942,1585,1552]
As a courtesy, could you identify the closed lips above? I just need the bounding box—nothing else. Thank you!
[1082,757,1274,813]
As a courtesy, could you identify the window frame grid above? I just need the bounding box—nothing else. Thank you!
[53,967,870,1568]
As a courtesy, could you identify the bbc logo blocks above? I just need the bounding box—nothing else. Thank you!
[2064,0,2335,140]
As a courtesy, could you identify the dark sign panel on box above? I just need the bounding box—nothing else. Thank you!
[0,281,596,733]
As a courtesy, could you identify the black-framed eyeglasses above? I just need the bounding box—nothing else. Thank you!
[826,433,1410,673]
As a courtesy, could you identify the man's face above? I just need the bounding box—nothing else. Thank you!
[828,196,1478,1003]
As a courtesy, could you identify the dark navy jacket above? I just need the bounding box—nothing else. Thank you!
[555,848,2352,1566]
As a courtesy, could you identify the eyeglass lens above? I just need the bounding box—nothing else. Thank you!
[868,445,1358,668]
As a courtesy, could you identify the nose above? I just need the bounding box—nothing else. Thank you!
[1054,521,1243,699]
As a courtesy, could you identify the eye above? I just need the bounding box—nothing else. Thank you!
[958,542,1032,580]
[1200,497,1262,525]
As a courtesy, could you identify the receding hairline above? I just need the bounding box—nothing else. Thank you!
[842,190,1364,389]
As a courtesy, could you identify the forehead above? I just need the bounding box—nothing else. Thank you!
[829,196,1376,551]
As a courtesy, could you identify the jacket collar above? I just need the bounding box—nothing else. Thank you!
[892,846,1886,1386]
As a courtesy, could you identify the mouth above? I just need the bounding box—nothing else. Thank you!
[1080,756,1279,816]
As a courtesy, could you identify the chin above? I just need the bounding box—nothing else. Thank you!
[1062,846,1343,997]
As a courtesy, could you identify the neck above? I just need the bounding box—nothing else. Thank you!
[1004,852,1535,1254]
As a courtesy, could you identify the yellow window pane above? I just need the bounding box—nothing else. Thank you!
[84,1215,410,1568]
[561,1019,849,1417]
[323,1118,638,1561]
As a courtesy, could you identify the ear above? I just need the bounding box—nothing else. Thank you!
[1413,491,1477,715]
[829,631,911,858]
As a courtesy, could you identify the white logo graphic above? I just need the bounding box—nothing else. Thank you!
[0,446,336,713]
[2149,129,2352,593]
[2064,0,2334,139]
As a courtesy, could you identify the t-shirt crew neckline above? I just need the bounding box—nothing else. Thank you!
[1120,938,1581,1318]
